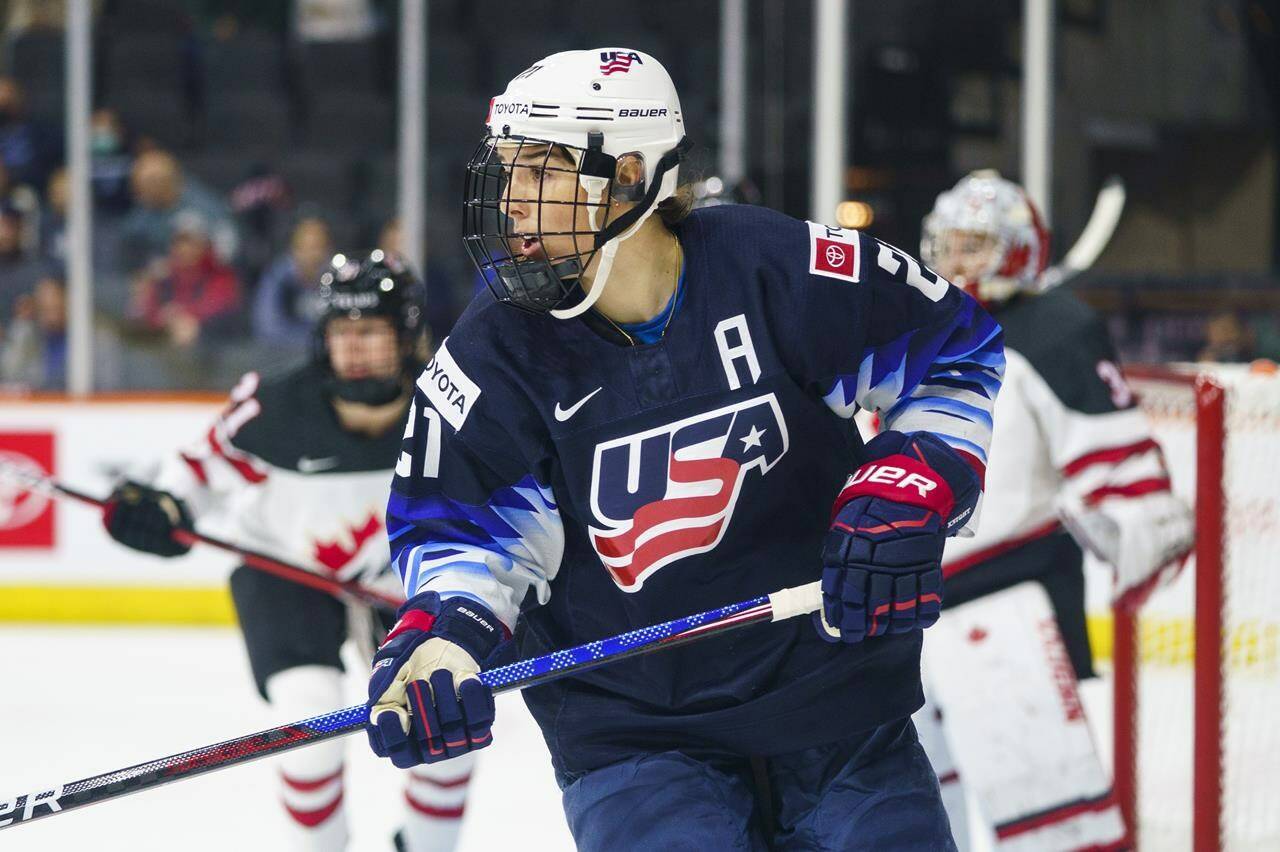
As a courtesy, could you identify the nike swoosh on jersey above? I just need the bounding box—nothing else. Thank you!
[297,456,340,473]
[554,387,603,422]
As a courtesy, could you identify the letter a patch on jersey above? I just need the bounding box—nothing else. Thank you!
[806,221,861,283]
[588,395,789,592]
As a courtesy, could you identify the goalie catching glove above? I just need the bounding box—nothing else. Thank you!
[818,431,981,643]
[1059,488,1193,608]
[102,481,195,557]
[367,592,513,767]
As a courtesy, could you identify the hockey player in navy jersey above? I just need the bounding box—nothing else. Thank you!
[365,48,1004,850]
[910,171,1193,851]
[102,253,473,852]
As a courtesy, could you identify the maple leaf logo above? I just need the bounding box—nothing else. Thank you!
[313,513,382,574]
[967,626,988,644]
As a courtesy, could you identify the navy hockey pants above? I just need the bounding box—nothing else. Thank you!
[559,717,955,851]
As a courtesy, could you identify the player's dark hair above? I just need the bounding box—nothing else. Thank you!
[656,183,695,227]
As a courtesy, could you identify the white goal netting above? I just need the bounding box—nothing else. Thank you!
[1119,364,1280,851]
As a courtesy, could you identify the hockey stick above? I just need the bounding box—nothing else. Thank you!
[1039,176,1127,291]
[0,460,402,611]
[0,581,820,831]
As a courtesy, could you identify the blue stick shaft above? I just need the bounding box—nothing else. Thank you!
[1,583,818,831]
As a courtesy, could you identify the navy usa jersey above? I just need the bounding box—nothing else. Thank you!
[389,205,1004,775]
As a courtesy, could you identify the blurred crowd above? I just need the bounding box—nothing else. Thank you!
[1,0,1275,392]
[0,80,435,391]
[0,0,462,393]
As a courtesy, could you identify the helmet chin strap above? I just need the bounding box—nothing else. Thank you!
[550,138,688,321]
[549,204,648,320]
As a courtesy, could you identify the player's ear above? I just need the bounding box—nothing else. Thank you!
[612,153,646,203]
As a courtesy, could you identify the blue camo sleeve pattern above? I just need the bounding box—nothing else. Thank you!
[814,232,1003,465]
[388,344,564,631]
[387,473,562,631]
[822,292,1004,466]
[807,232,1004,534]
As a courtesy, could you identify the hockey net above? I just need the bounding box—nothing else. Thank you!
[1114,363,1280,851]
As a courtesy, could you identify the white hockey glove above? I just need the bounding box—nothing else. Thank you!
[1059,489,1194,607]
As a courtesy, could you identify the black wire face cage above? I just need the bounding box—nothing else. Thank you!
[463,131,619,315]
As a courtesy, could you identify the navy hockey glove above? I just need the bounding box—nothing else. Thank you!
[817,431,980,643]
[102,481,194,557]
[367,592,512,768]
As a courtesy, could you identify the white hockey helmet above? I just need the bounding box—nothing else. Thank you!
[921,170,1050,306]
[463,48,690,319]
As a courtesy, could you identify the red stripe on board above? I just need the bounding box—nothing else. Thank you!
[943,520,1061,579]
[284,791,343,827]
[937,770,960,785]
[1061,439,1160,478]
[1084,478,1171,505]
[995,791,1121,840]
[404,791,465,820]
[281,767,342,793]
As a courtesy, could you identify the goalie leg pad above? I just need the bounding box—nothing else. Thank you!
[914,689,971,852]
[923,582,1125,851]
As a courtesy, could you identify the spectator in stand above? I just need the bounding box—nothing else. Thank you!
[0,76,60,191]
[0,205,47,326]
[377,216,457,339]
[4,0,70,33]
[128,210,242,349]
[251,216,332,350]
[1199,312,1255,363]
[0,154,40,250]
[90,108,135,214]
[40,166,68,264]
[294,0,375,41]
[0,273,67,389]
[118,150,237,276]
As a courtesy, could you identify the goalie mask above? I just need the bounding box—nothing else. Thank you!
[315,250,425,405]
[921,170,1050,306]
[463,48,690,319]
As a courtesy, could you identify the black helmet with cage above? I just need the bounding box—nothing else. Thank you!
[313,249,427,405]
[462,48,690,320]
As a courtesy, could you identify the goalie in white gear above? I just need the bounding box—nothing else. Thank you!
[912,171,1194,851]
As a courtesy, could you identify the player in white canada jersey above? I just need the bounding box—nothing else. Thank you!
[911,171,1194,851]
[101,253,469,852]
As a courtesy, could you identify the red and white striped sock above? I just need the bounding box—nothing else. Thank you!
[400,752,474,852]
[267,666,349,851]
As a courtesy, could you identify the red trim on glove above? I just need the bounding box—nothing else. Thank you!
[833,453,956,521]
[385,609,437,642]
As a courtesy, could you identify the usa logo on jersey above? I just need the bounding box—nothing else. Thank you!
[588,395,789,592]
